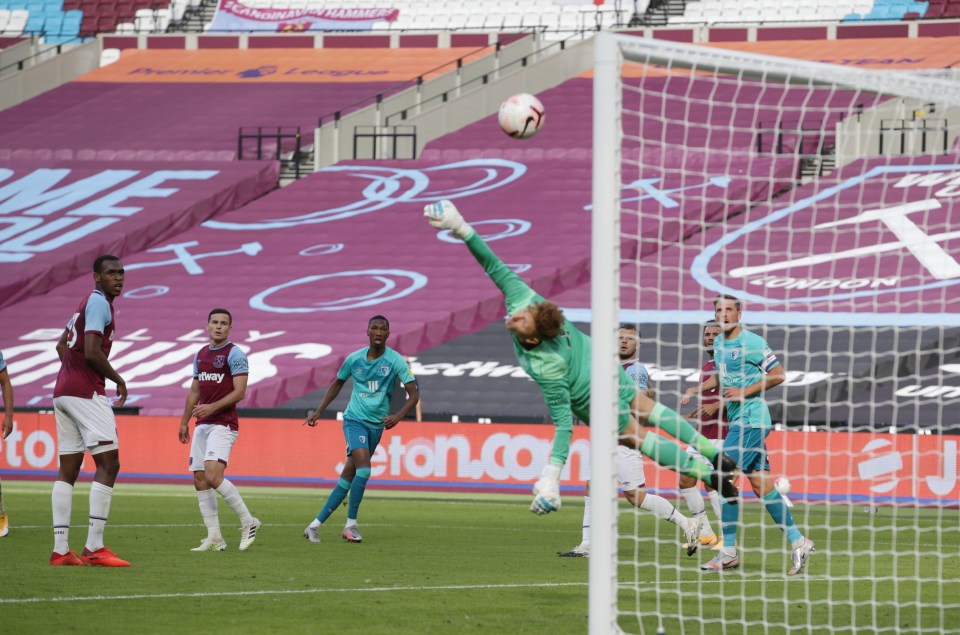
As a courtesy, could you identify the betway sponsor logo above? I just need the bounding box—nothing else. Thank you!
[198,372,225,383]
[408,357,832,387]
[341,433,591,482]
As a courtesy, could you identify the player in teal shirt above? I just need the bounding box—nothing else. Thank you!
[303,316,419,543]
[697,295,815,575]
[424,200,739,516]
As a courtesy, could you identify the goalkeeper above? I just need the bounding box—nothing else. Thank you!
[424,200,738,515]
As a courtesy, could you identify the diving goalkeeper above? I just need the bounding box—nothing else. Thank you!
[423,200,738,515]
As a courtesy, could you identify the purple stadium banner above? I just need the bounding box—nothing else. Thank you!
[0,160,279,310]
[208,1,398,32]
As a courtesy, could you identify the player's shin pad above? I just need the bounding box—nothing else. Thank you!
[530,464,562,515]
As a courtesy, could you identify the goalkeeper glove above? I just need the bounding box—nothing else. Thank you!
[423,199,473,239]
[530,464,562,515]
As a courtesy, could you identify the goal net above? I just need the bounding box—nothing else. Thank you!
[590,32,960,634]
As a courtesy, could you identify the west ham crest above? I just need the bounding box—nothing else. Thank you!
[214,355,226,369]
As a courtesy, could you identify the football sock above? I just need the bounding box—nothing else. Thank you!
[196,488,222,541]
[52,480,73,554]
[0,478,5,514]
[344,518,357,529]
[721,498,739,553]
[347,468,371,520]
[640,434,711,482]
[581,495,591,546]
[648,403,719,460]
[762,488,803,544]
[215,479,253,526]
[707,490,722,522]
[316,477,351,524]
[640,493,684,527]
[680,486,714,536]
[85,481,113,552]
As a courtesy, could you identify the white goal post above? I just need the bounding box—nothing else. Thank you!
[590,31,960,635]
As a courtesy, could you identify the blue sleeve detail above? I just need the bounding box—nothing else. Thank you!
[228,346,249,375]
[84,293,112,334]
[0,350,5,373]
[394,352,415,383]
[193,352,199,378]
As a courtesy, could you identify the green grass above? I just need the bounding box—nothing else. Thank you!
[0,481,956,634]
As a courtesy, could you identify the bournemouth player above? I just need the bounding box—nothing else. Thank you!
[0,349,13,537]
[178,308,260,552]
[50,255,129,567]
[696,295,814,575]
[423,200,738,516]
[560,324,700,558]
[303,315,419,543]
[679,320,727,549]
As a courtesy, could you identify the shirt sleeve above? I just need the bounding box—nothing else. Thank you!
[84,293,112,334]
[228,347,249,376]
[192,352,200,379]
[750,335,780,373]
[0,350,5,373]
[394,354,415,384]
[537,378,574,466]
[626,363,649,391]
[463,231,542,315]
[336,353,355,382]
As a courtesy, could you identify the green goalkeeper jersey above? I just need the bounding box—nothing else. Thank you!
[464,231,636,466]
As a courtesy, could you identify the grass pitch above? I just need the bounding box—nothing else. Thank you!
[0,481,955,634]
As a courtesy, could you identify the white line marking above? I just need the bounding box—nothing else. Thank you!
[2,577,957,605]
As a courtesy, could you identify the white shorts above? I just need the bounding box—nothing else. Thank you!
[189,424,238,472]
[686,438,725,468]
[53,395,118,455]
[617,444,646,492]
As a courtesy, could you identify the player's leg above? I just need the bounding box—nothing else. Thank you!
[202,427,259,551]
[188,425,225,551]
[634,391,720,461]
[343,424,383,543]
[743,428,814,574]
[50,397,85,565]
[701,426,743,572]
[558,482,591,557]
[0,478,8,537]
[679,445,718,546]
[81,446,130,566]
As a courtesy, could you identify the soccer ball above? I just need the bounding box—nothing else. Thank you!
[774,477,791,496]
[498,93,545,139]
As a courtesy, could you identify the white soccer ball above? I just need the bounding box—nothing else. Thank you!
[774,477,791,496]
[498,93,545,139]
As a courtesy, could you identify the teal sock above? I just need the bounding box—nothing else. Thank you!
[640,433,711,482]
[721,498,739,547]
[316,477,351,524]
[347,468,371,520]
[762,488,803,544]
[649,403,718,460]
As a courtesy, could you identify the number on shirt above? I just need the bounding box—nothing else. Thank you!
[65,312,80,348]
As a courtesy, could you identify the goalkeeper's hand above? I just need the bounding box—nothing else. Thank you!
[530,464,562,515]
[423,200,473,239]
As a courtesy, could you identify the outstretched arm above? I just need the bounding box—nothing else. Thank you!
[424,200,541,314]
[304,378,347,426]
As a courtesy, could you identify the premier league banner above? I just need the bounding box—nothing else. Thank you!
[208,1,399,32]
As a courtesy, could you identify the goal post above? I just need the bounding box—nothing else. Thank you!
[590,31,960,634]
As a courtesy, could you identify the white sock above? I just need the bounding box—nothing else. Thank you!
[681,486,715,537]
[581,495,591,547]
[641,493,685,527]
[85,482,113,552]
[707,490,722,522]
[308,518,321,529]
[196,488,222,541]
[52,480,74,554]
[0,478,6,514]
[344,518,357,529]
[721,545,737,557]
[215,479,253,526]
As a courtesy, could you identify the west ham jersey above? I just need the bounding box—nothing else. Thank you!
[54,290,115,399]
[193,342,248,430]
[696,358,726,440]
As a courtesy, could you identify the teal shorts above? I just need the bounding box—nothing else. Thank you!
[343,419,384,456]
[722,424,771,474]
